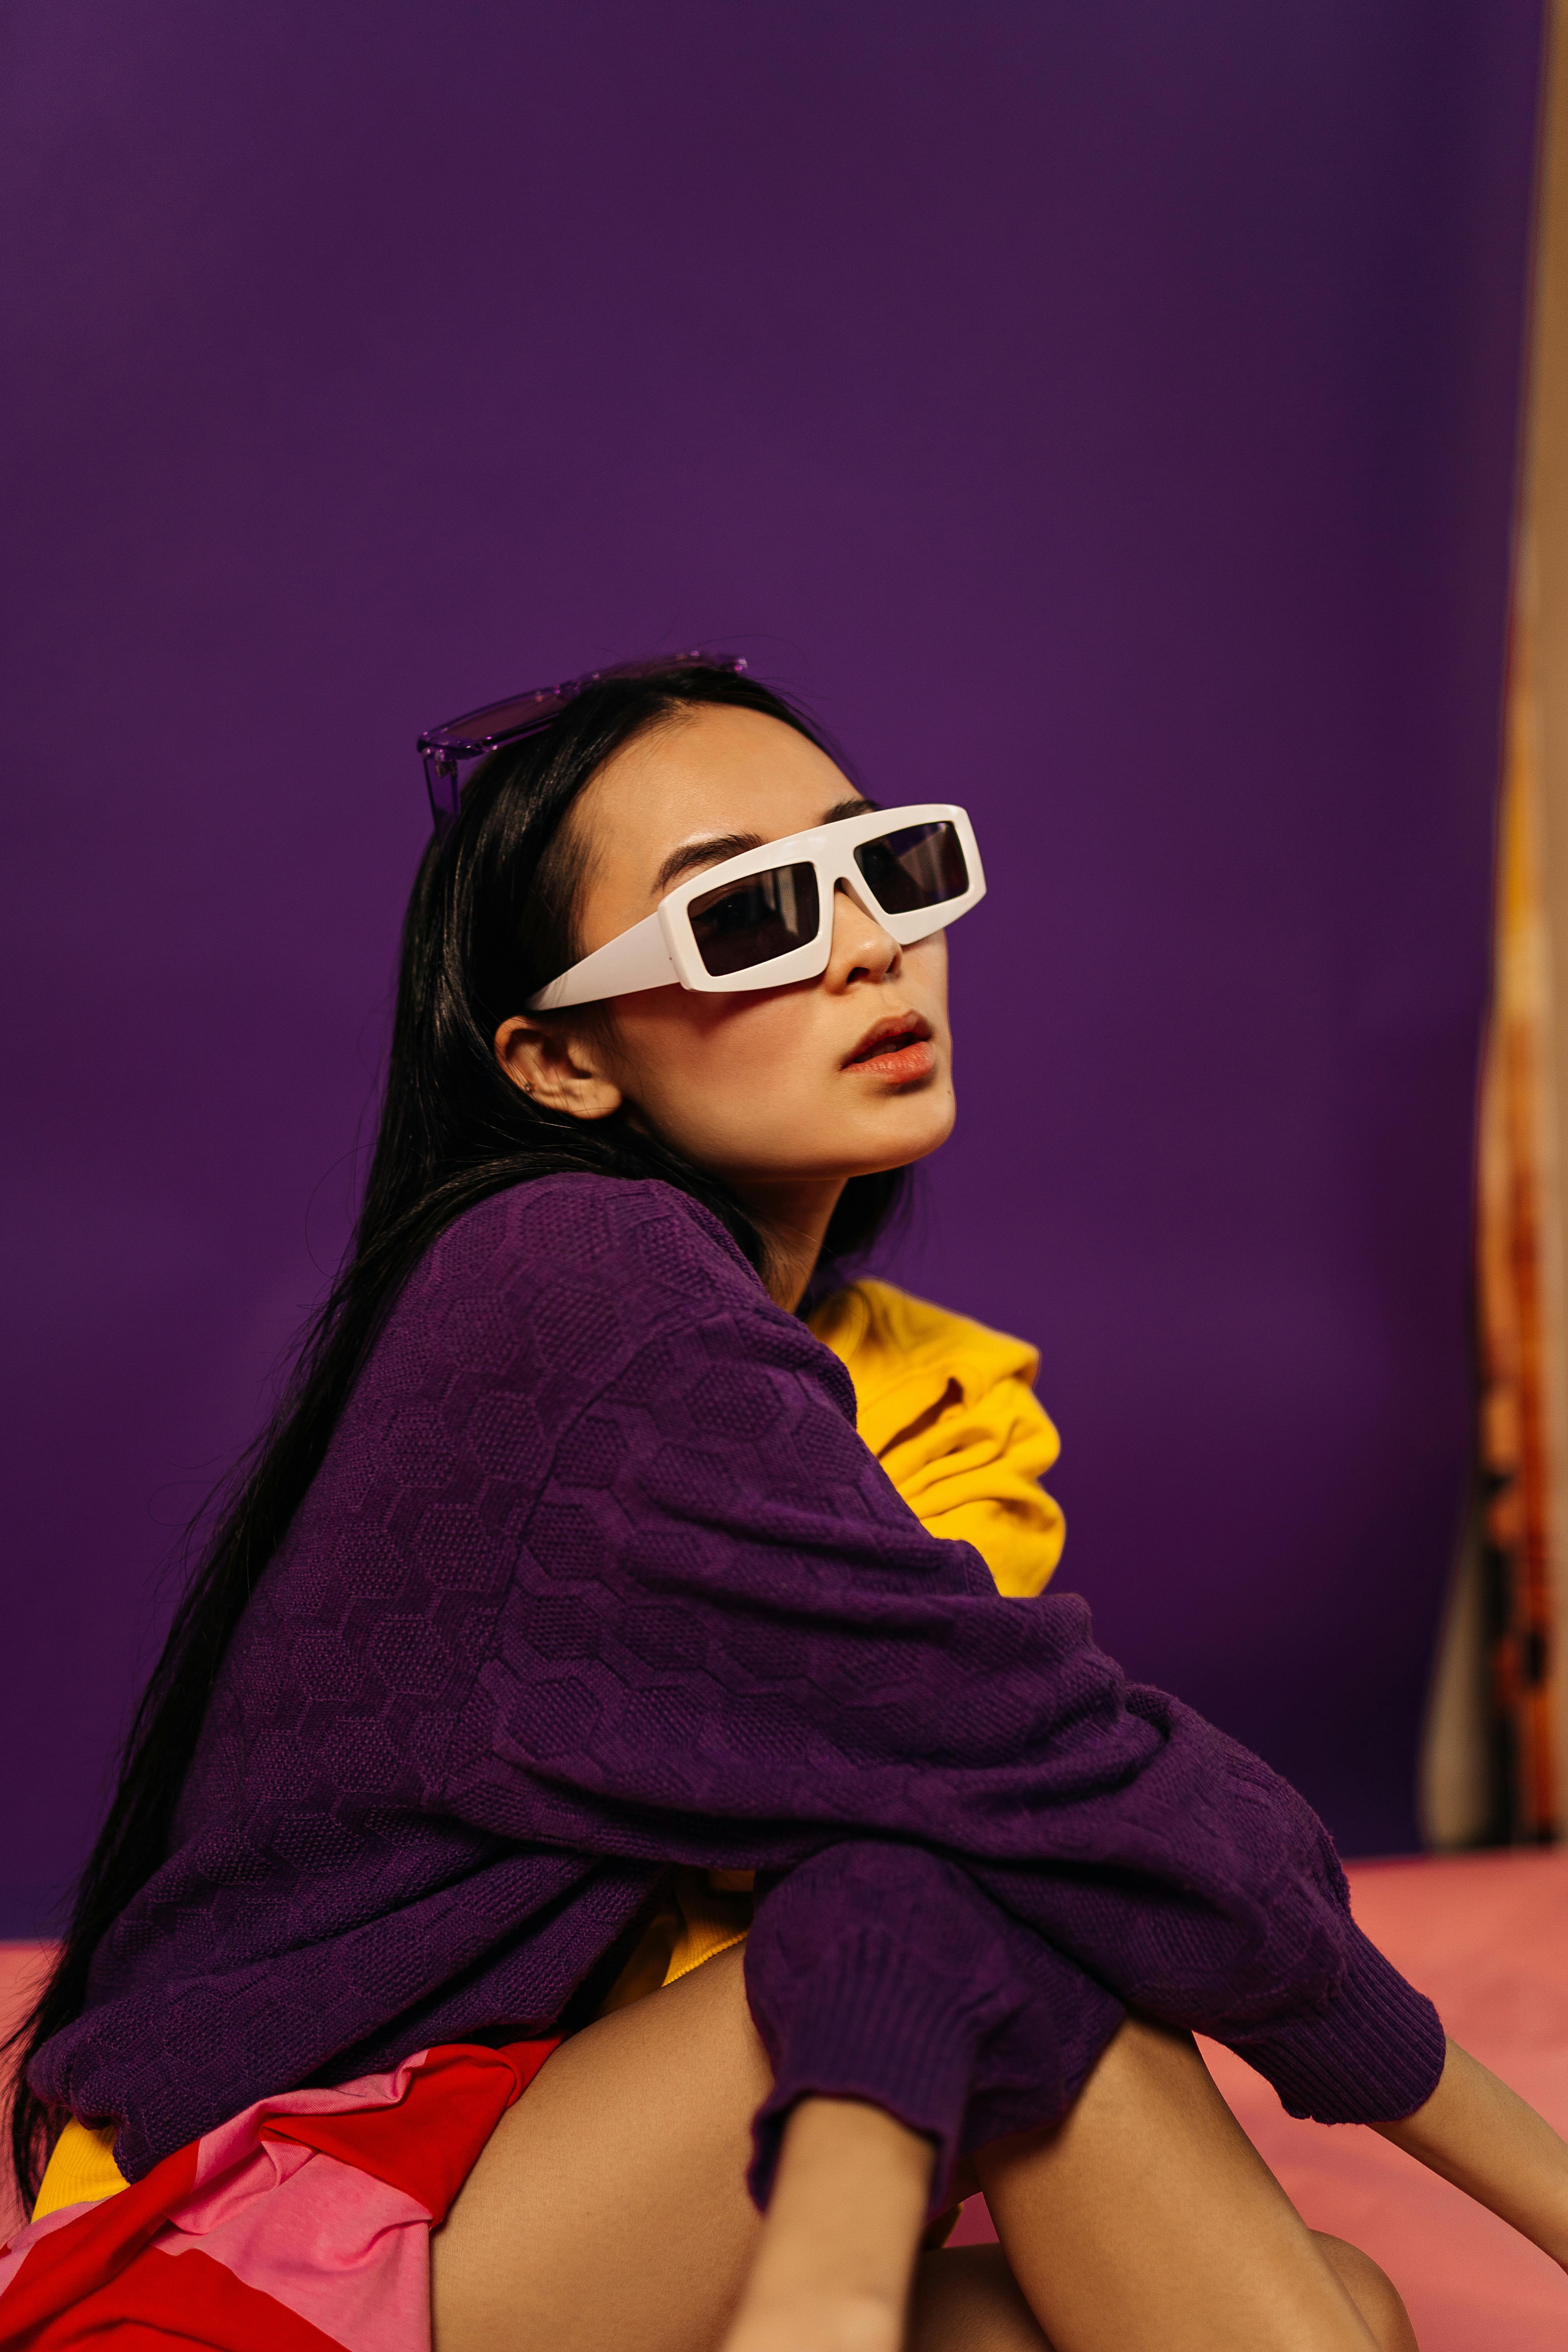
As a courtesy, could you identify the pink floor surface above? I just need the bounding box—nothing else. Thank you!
[3,1849,1566,2341]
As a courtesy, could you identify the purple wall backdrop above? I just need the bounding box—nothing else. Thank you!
[0,2,1544,1934]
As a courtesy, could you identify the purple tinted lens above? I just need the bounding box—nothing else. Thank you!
[853,821,967,915]
[421,652,746,760]
[419,651,748,839]
[689,863,821,976]
[421,685,572,759]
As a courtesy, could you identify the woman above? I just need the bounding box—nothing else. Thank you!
[6,655,1568,2352]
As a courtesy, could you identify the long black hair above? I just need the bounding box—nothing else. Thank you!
[7,659,908,2203]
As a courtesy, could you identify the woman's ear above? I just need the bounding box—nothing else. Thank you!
[494,1014,625,1122]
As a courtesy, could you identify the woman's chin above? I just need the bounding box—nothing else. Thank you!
[847,1093,956,1172]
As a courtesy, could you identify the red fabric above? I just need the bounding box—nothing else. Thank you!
[16,2247,350,2352]
[0,2036,562,2352]
[0,2145,201,2347]
[261,2037,559,2223]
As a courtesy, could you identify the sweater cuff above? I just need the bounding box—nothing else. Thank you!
[1219,1920,1446,2123]
[746,1921,983,2213]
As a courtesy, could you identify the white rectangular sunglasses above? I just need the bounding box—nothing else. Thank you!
[526,803,985,1010]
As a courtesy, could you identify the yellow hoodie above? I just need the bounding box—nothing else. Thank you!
[810,1278,1064,1600]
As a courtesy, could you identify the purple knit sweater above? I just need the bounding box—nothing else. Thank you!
[36,1177,1445,2202]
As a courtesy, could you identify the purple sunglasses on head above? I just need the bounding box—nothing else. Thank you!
[416,650,748,837]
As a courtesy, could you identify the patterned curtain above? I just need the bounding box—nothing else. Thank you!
[1476,564,1561,1842]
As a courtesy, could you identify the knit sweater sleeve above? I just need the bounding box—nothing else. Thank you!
[436,1181,1443,2190]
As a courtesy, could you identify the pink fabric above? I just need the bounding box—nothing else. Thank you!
[0,2053,439,2352]
[0,2033,550,2351]
[151,2056,443,2352]
[0,2194,101,2295]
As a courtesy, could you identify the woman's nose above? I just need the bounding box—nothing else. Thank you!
[826,880,900,987]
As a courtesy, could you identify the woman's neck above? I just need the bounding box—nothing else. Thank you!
[731,1178,848,1313]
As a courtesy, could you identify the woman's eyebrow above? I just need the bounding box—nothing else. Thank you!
[652,831,764,894]
[650,799,878,896]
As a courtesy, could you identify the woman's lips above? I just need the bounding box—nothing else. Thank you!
[842,1015,936,1082]
[849,1036,936,1081]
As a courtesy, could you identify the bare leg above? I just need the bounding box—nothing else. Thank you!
[1315,2238,1418,2352]
[977,2016,1412,2350]
[432,1947,764,2352]
[907,2246,1050,2350]
[433,1947,1033,2352]
[437,1951,1417,2352]
[743,2210,1410,2352]
[906,2236,1412,2352]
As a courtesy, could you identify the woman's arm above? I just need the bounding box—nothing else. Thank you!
[1374,2038,1568,2268]
[719,2097,934,2352]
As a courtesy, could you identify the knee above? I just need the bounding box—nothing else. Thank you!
[911,2245,1050,2350]
[1310,2232,1417,2352]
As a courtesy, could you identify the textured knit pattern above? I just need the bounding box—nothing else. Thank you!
[33,1178,1446,2205]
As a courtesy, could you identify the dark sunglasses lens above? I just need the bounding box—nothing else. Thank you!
[689,863,822,976]
[853,821,969,915]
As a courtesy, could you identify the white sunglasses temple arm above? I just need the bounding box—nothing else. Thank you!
[524,908,679,1011]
